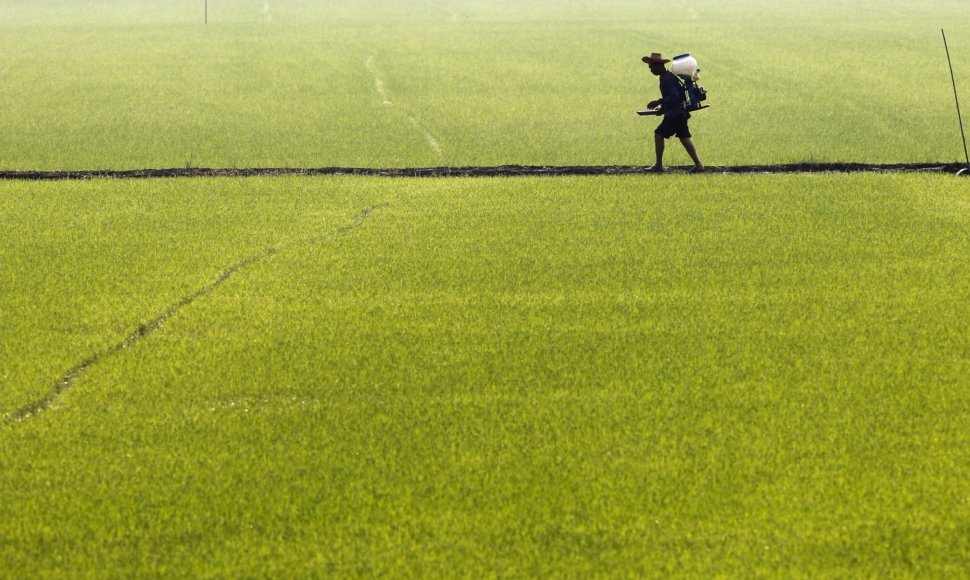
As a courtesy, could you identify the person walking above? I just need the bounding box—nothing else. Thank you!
[643,52,704,173]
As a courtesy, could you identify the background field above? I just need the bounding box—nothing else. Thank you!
[3,174,970,575]
[2,0,970,169]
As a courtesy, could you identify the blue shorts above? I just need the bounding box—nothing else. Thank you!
[655,115,692,139]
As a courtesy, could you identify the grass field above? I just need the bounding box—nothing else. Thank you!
[3,174,970,575]
[2,0,970,169]
[4,0,970,576]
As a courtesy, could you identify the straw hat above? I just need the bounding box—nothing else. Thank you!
[641,52,670,65]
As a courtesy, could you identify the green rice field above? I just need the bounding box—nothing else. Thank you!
[4,174,970,575]
[3,0,970,576]
[1,0,969,169]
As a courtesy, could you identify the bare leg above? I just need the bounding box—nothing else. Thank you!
[651,133,665,172]
[679,137,704,171]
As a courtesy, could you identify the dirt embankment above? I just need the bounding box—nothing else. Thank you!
[1,163,967,181]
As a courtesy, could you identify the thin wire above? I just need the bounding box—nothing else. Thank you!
[943,29,970,168]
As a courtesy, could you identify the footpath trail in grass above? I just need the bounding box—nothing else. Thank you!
[2,174,970,575]
[0,177,387,418]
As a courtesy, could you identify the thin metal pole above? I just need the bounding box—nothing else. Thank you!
[205,0,208,24]
[943,29,970,168]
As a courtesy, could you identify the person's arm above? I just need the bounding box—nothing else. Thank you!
[657,74,683,112]
[646,75,666,109]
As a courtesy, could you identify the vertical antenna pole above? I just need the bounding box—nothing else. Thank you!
[205,0,208,24]
[943,29,970,169]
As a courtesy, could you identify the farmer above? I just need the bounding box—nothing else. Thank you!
[643,52,704,173]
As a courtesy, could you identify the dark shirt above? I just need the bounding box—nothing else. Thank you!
[659,71,690,120]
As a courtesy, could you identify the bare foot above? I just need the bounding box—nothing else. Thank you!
[646,165,665,173]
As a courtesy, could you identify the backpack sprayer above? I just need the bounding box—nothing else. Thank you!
[638,53,709,116]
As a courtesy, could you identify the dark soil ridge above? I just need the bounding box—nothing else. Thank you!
[1,163,967,180]
[2,204,387,426]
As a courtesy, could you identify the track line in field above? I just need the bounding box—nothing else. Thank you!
[1,163,966,181]
[364,54,444,156]
[1,204,387,427]
[365,55,393,107]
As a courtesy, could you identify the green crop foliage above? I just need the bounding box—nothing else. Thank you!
[2,174,970,575]
[1,0,969,169]
[4,0,970,575]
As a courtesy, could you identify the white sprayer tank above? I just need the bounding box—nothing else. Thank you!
[671,53,698,76]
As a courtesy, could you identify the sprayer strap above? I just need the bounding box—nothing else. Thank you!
[672,74,690,106]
